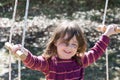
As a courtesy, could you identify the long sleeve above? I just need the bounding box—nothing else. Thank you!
[82,35,110,67]
[23,51,49,74]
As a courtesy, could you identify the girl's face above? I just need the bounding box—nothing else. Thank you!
[55,34,78,59]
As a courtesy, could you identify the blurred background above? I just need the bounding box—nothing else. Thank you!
[0,0,120,80]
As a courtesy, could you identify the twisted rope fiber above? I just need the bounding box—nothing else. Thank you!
[8,0,18,80]
[8,0,29,80]
[18,0,30,80]
[102,0,109,80]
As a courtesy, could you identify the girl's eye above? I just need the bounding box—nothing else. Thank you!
[61,42,78,48]
[71,44,78,48]
[61,42,68,46]
[60,40,78,48]
[60,40,68,46]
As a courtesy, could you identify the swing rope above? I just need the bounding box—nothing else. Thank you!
[8,0,18,80]
[102,0,109,80]
[18,0,29,80]
[8,0,29,80]
[102,0,109,25]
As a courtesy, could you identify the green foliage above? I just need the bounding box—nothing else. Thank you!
[1,0,120,19]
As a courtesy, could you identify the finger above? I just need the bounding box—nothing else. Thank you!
[11,44,22,54]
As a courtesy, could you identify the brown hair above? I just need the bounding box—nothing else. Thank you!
[42,20,87,65]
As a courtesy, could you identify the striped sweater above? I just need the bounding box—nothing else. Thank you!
[23,35,110,80]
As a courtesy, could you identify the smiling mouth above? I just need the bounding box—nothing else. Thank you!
[64,50,71,54]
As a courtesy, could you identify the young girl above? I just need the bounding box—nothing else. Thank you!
[8,20,118,80]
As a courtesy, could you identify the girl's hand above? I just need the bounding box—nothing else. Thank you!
[103,24,118,37]
[5,42,22,54]
[5,42,28,60]
[11,44,22,54]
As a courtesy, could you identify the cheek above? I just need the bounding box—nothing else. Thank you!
[56,42,65,48]
[57,45,65,51]
[73,48,78,54]
[56,43,64,51]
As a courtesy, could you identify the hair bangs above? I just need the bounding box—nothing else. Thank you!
[59,25,78,42]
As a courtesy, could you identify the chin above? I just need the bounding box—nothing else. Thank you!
[64,57,72,59]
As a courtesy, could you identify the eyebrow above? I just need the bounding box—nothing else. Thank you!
[73,42,78,45]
